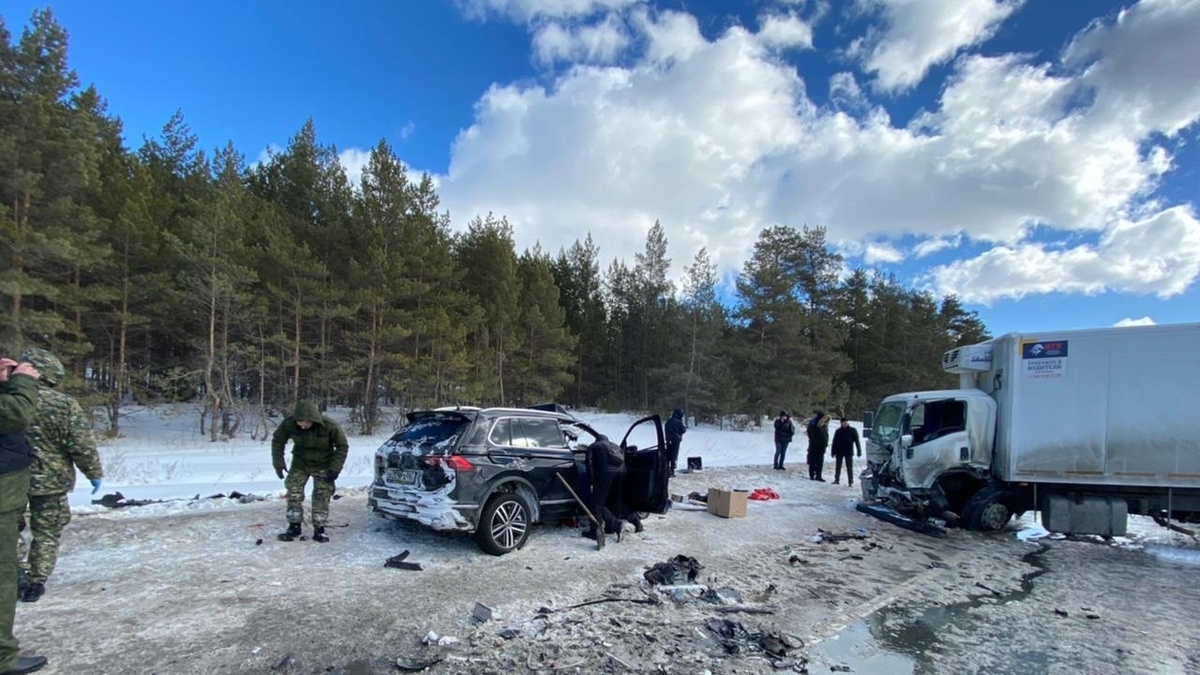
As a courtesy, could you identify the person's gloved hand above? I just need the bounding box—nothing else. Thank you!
[275,466,287,480]
[90,478,102,494]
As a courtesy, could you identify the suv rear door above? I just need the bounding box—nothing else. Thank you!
[485,415,578,516]
[619,415,670,514]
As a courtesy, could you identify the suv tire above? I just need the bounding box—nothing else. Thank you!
[475,492,531,556]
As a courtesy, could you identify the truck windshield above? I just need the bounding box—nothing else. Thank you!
[873,402,905,444]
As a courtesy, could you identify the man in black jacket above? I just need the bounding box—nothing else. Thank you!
[830,417,862,486]
[583,435,625,539]
[805,411,830,481]
[665,409,686,477]
[773,410,794,470]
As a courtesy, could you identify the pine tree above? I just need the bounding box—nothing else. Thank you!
[456,214,520,404]
[510,246,576,405]
[551,234,606,407]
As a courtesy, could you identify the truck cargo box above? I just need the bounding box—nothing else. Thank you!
[984,324,1200,489]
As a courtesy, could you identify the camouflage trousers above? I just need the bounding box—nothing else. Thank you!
[284,468,336,527]
[18,492,71,584]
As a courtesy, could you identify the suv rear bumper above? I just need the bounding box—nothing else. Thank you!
[369,486,477,532]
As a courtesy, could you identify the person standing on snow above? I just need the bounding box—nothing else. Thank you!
[271,401,348,543]
[0,354,48,675]
[806,411,830,481]
[17,348,104,604]
[830,417,862,487]
[665,408,687,477]
[772,410,795,471]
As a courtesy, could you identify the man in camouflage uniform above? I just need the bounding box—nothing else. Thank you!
[17,348,103,604]
[271,401,348,543]
[0,354,48,674]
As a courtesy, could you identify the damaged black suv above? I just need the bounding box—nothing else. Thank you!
[369,405,670,555]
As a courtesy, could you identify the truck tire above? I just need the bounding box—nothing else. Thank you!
[963,485,1012,532]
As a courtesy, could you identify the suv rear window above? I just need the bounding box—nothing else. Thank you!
[390,413,470,454]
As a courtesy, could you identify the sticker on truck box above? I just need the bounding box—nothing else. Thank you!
[1022,340,1068,379]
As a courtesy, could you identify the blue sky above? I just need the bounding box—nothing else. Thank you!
[5,0,1199,336]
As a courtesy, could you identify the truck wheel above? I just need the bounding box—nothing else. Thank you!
[963,486,1012,532]
[475,493,531,556]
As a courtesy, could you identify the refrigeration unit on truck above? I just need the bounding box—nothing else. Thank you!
[860,323,1200,536]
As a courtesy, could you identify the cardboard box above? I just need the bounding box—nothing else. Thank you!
[707,487,748,518]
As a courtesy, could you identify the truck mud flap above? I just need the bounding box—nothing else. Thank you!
[856,502,947,538]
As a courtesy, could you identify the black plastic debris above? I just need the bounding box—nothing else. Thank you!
[385,550,422,571]
[472,602,493,623]
[687,491,708,503]
[395,655,444,672]
[497,628,520,640]
[271,653,293,672]
[644,555,704,585]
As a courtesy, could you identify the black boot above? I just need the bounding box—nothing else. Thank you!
[277,522,302,541]
[19,582,44,603]
[312,526,329,543]
[0,655,48,674]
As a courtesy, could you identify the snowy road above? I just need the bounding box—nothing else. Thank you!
[16,464,1200,674]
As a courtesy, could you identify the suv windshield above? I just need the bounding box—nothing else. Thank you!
[389,413,470,454]
[872,402,905,444]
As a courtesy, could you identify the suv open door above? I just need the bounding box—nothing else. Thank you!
[619,415,671,514]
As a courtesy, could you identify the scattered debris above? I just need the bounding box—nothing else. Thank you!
[271,654,293,672]
[395,655,444,672]
[255,538,263,546]
[789,555,811,565]
[749,488,781,501]
[644,555,704,585]
[497,628,520,640]
[715,606,775,615]
[538,596,660,614]
[1086,614,1101,620]
[831,665,852,672]
[1054,609,1069,617]
[687,491,708,503]
[385,550,422,571]
[856,501,947,538]
[976,582,1003,597]
[700,587,744,605]
[472,602,493,623]
[92,492,166,508]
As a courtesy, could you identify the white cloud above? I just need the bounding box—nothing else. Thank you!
[913,235,961,258]
[533,14,630,64]
[757,12,815,50]
[854,0,1023,92]
[438,1,1200,303]
[456,0,640,22]
[862,241,905,264]
[338,148,373,188]
[828,71,867,111]
[1115,316,1156,327]
[923,206,1200,304]
[1064,0,1200,137]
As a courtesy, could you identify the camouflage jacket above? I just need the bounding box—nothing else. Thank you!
[271,401,349,474]
[27,384,103,496]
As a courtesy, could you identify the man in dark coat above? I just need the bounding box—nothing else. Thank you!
[665,409,686,477]
[830,417,862,486]
[806,411,830,481]
[271,401,349,543]
[772,410,795,470]
[0,356,48,674]
[583,435,625,539]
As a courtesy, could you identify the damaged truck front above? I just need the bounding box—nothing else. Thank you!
[860,323,1200,536]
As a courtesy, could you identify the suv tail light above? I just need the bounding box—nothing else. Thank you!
[422,455,474,472]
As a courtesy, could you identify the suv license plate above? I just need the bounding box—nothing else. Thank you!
[386,468,421,485]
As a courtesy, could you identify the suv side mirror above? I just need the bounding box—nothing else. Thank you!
[900,434,913,449]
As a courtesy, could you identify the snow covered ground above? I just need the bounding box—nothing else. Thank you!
[21,405,1197,675]
[71,406,838,509]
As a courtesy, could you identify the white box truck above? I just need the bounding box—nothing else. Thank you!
[860,323,1200,535]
